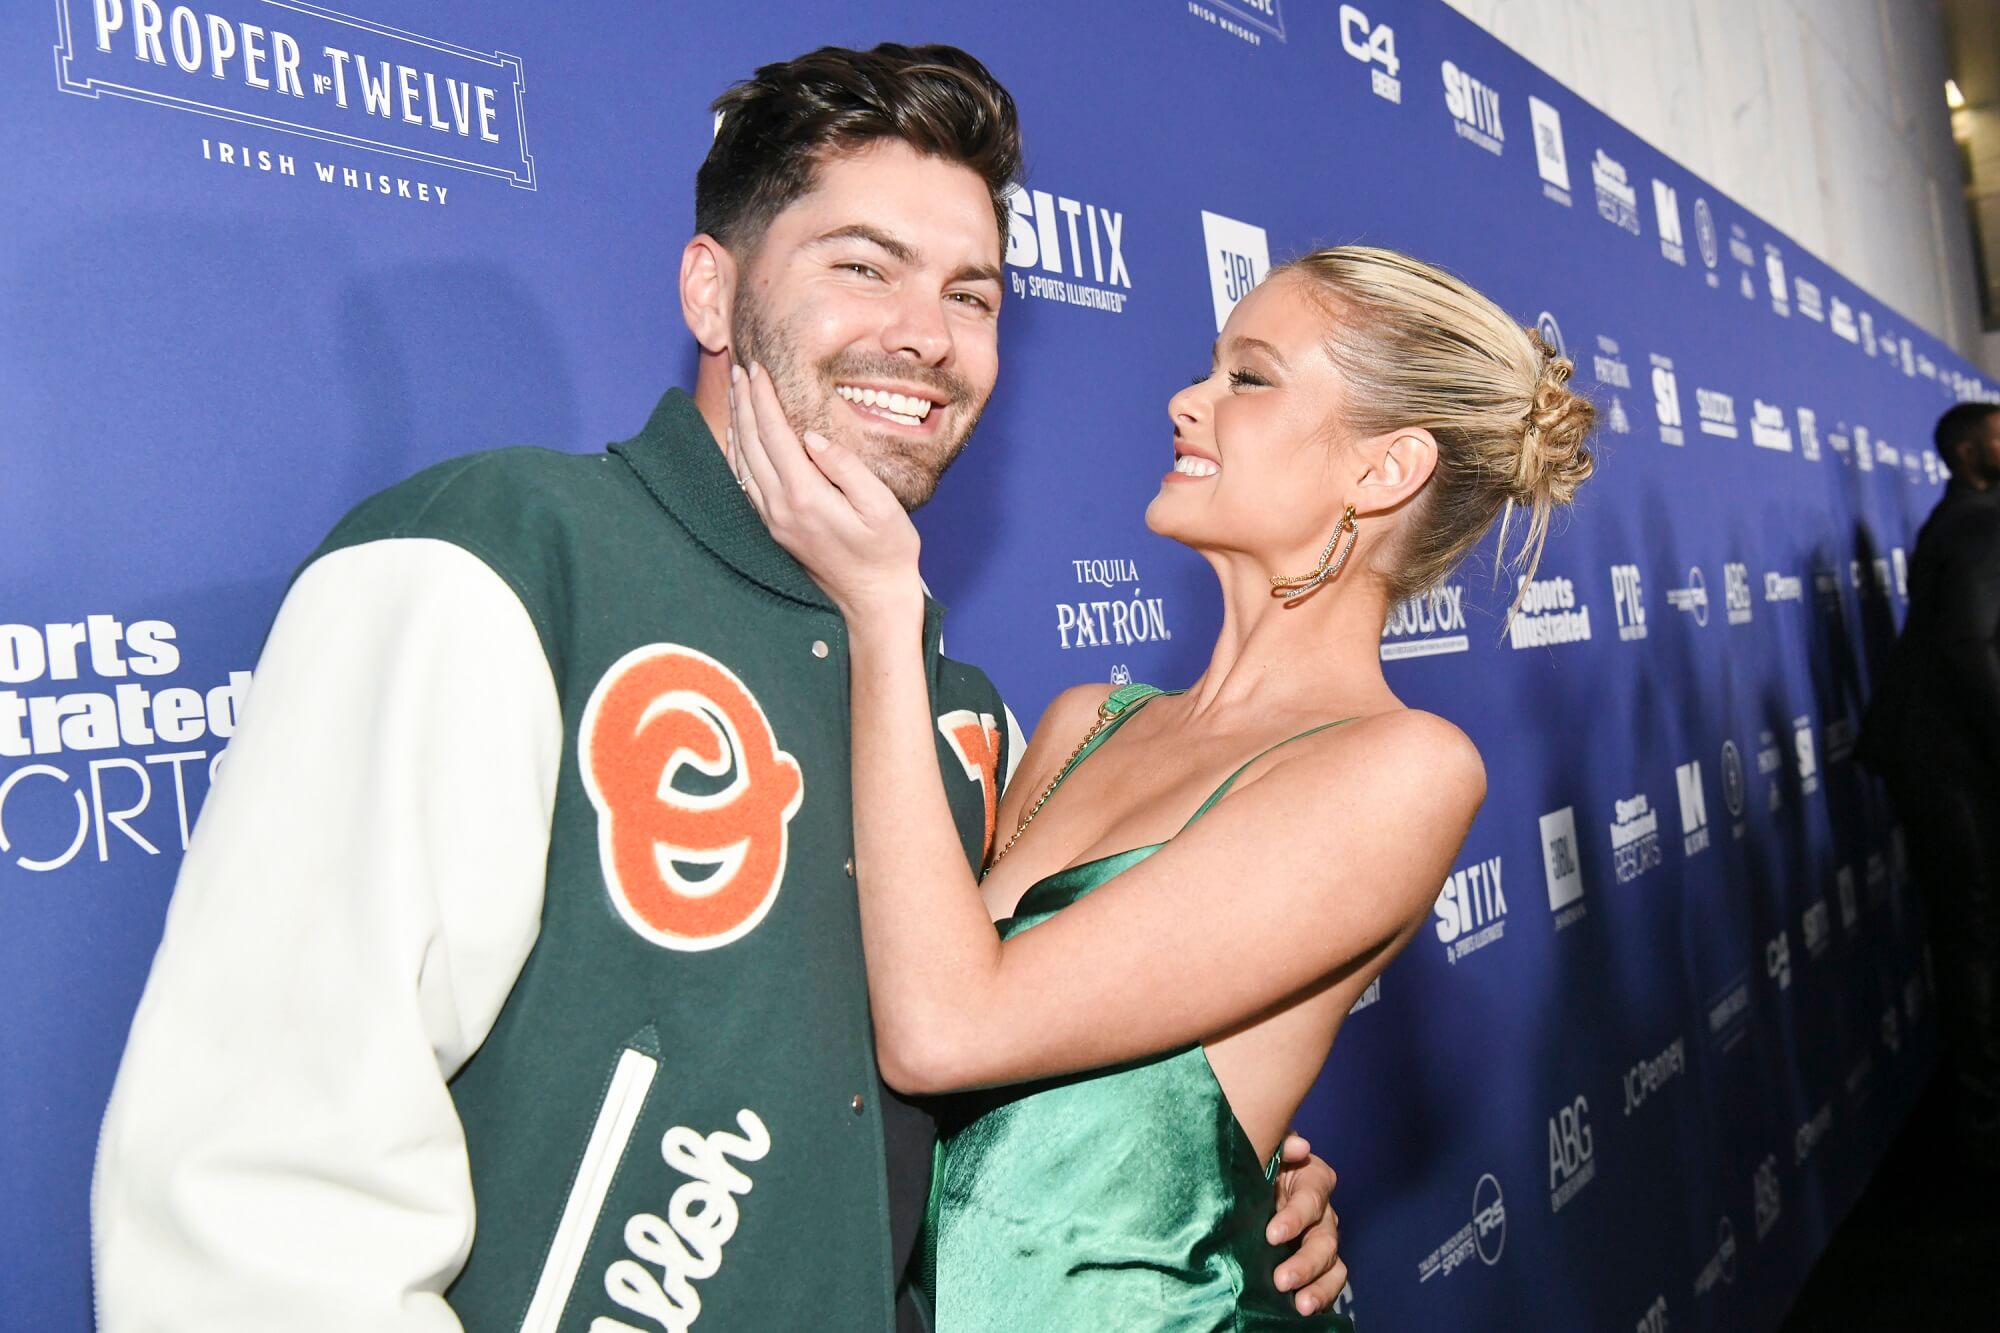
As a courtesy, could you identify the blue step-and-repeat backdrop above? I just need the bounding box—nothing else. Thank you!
[4,1,1992,1328]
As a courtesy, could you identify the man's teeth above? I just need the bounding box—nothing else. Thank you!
[1174,455,1220,477]
[836,384,934,425]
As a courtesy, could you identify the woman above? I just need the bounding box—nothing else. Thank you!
[729,245,1595,1328]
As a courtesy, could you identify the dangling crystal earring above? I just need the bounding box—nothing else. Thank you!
[1270,505,1358,606]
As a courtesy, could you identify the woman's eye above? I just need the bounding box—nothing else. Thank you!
[1228,369,1269,388]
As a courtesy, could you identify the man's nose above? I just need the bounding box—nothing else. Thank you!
[881,288,952,365]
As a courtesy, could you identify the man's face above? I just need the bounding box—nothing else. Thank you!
[729,139,1003,510]
[1959,413,2000,488]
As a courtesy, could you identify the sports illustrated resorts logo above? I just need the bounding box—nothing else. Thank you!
[1200,210,1270,331]
[1441,59,1503,154]
[1188,0,1287,46]
[1511,575,1592,649]
[1547,1095,1597,1213]
[1676,760,1710,855]
[1694,197,1720,286]
[1528,96,1571,204]
[1541,806,1586,929]
[1750,400,1794,451]
[1723,562,1754,625]
[1417,1173,1507,1282]
[1665,567,1709,626]
[1608,792,1662,884]
[1434,852,1507,963]
[1622,1035,1686,1116]
[1694,1217,1739,1295]
[1591,149,1640,233]
[1752,1155,1782,1240]
[1763,244,1791,316]
[1653,179,1686,264]
[1338,5,1402,102]
[1005,185,1132,315]
[1609,564,1647,641]
[56,0,536,200]
[1381,584,1470,660]
[1696,387,1738,439]
[1651,354,1685,445]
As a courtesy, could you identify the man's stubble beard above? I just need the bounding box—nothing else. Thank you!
[730,285,987,511]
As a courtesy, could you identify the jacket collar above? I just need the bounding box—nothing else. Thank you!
[611,388,944,641]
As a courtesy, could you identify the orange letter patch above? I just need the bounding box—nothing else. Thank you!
[937,709,1003,863]
[581,645,804,950]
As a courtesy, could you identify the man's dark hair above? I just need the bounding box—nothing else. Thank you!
[1934,401,2000,471]
[697,43,1021,258]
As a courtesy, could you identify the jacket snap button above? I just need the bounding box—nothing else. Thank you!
[811,639,830,658]
[844,856,855,877]
[851,1094,866,1114]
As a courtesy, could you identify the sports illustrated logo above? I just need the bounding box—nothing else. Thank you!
[1338,5,1402,102]
[1749,400,1793,451]
[1541,806,1587,929]
[1653,180,1686,264]
[0,614,251,875]
[937,711,1003,863]
[1694,1216,1739,1295]
[1693,198,1720,282]
[1610,564,1648,641]
[1622,1035,1686,1116]
[1417,1173,1507,1281]
[1591,149,1641,233]
[1756,730,1785,814]
[1763,245,1790,316]
[1795,276,1825,322]
[1802,895,1832,960]
[1792,716,1819,794]
[1796,406,1822,460]
[1723,563,1753,625]
[1675,761,1710,855]
[1637,1294,1670,1333]
[1528,96,1572,204]
[1433,852,1507,963]
[1005,186,1131,315]
[1795,1103,1833,1166]
[1609,792,1662,884]
[1594,335,1632,389]
[1665,567,1709,626]
[1548,1095,1597,1213]
[1829,295,1860,343]
[1441,60,1504,154]
[1057,559,1172,649]
[1720,740,1747,839]
[1189,0,1287,46]
[56,0,536,198]
[1382,584,1470,659]
[580,645,805,951]
[1765,928,1792,991]
[1707,973,1751,1052]
[1650,353,1685,445]
[1511,576,1593,649]
[1836,865,1860,932]
[1695,387,1738,438]
[1752,1155,1782,1240]
[1200,210,1271,331]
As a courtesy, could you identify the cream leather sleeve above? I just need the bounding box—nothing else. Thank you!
[92,538,563,1332]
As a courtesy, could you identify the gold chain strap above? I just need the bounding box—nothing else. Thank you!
[988,697,1118,867]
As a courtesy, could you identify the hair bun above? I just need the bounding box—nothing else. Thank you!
[1517,348,1595,508]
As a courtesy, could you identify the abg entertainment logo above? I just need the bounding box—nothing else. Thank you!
[1,615,250,873]
[1547,1094,1596,1213]
[1416,1172,1506,1282]
[1005,185,1132,314]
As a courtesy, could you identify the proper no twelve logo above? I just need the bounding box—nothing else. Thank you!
[1416,1173,1506,1282]
[580,645,804,951]
[56,1,535,189]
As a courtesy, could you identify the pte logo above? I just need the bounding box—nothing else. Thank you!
[1675,760,1710,855]
[1547,1095,1597,1213]
[1653,180,1685,265]
[1650,353,1685,445]
[1441,59,1503,154]
[1528,95,1571,203]
[1199,210,1271,332]
[1541,806,1585,926]
[1338,5,1402,102]
[580,645,804,951]
[1610,563,1647,641]
[937,710,1002,863]
[1723,563,1753,625]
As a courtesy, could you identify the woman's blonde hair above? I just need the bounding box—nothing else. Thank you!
[1272,245,1596,612]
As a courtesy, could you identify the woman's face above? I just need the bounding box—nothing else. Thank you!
[1145,275,1354,561]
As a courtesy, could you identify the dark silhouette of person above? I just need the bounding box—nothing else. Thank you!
[1861,400,2000,1170]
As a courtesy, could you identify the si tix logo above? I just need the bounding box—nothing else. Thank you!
[1338,5,1401,103]
[581,645,804,951]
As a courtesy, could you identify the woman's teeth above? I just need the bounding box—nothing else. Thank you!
[836,384,933,426]
[1174,455,1220,477]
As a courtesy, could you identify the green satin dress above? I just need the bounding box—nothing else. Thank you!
[918,685,1357,1331]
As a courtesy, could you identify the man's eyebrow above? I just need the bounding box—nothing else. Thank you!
[807,224,917,265]
[948,262,1005,288]
[1214,335,1291,370]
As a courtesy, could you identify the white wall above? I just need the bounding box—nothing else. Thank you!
[1442,0,1994,373]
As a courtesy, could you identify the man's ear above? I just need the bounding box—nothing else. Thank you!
[680,234,738,355]
[1355,429,1439,515]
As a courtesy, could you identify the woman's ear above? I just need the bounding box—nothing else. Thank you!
[680,234,738,355]
[1356,429,1438,514]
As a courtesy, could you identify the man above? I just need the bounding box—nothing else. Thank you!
[92,44,1345,1330]
[1862,400,2000,1171]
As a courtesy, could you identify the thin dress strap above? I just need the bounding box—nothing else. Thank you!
[1177,718,1358,834]
[1045,684,1170,792]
